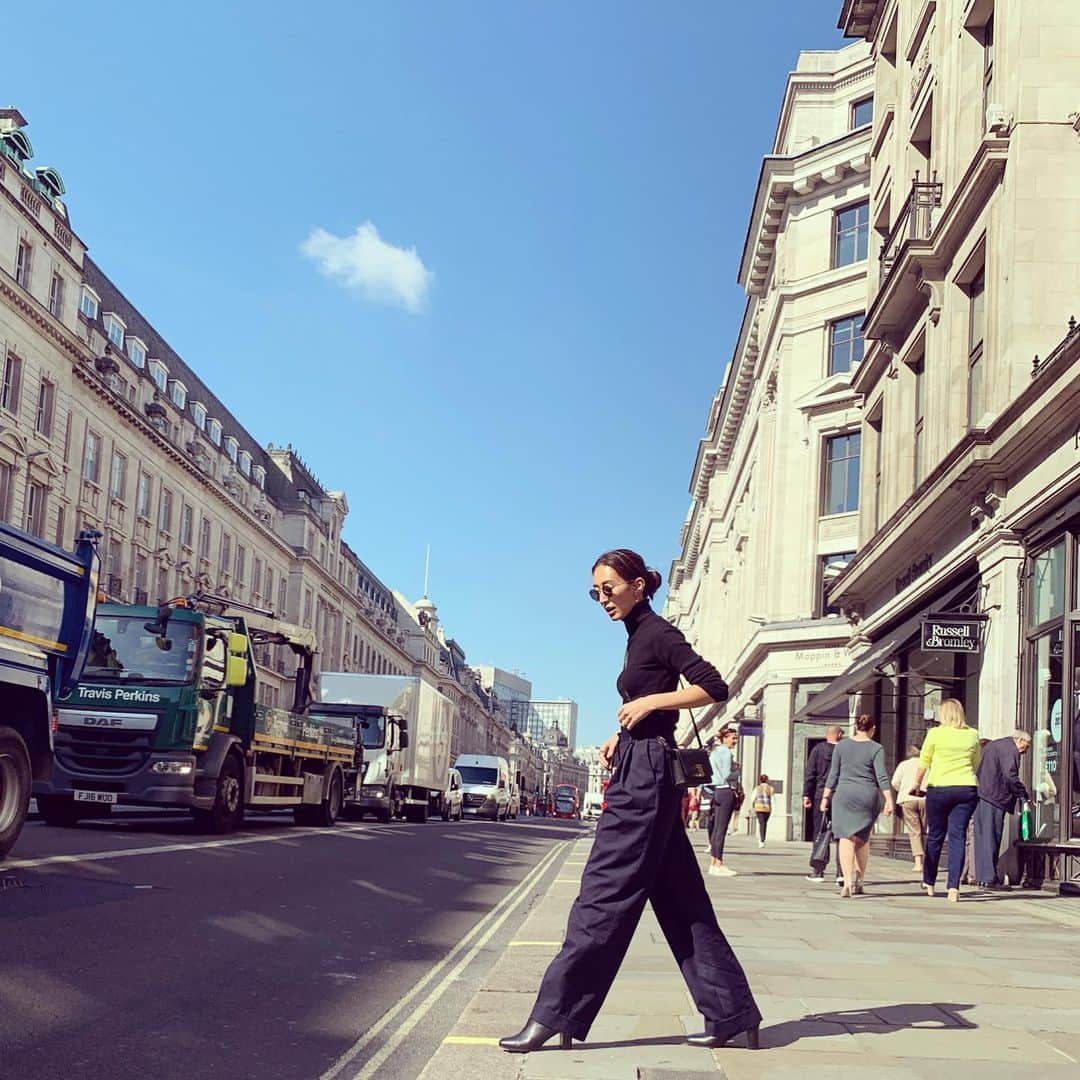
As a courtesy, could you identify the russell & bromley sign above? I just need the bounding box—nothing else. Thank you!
[920,613,986,654]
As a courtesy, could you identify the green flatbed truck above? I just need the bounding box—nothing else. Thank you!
[33,594,357,832]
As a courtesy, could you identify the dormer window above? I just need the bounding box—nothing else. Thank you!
[207,418,222,446]
[224,436,238,463]
[192,401,207,430]
[253,464,266,490]
[104,313,126,349]
[79,286,99,320]
[169,379,188,410]
[238,450,252,478]
[127,337,147,370]
[148,359,168,393]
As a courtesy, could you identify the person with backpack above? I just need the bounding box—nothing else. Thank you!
[750,775,774,847]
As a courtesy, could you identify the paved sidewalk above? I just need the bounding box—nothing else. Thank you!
[419,828,1080,1080]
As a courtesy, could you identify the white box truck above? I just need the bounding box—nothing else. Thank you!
[312,673,453,823]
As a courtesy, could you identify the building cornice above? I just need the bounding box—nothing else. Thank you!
[839,0,884,39]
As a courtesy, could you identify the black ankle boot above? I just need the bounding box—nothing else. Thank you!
[499,1019,572,1053]
[687,1024,760,1050]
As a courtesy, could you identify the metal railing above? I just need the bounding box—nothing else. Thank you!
[880,176,943,278]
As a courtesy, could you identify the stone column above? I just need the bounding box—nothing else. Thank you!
[760,677,795,839]
[976,531,1025,740]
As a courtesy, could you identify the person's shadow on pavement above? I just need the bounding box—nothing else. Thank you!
[762,1001,976,1048]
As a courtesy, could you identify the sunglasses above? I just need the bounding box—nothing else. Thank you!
[589,581,635,603]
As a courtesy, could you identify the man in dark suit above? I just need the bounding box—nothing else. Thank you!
[974,730,1031,888]
[803,725,843,882]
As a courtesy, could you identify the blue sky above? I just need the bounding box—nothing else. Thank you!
[10,2,847,747]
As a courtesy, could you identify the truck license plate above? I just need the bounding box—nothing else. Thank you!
[73,790,118,804]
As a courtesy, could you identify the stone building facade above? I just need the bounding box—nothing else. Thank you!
[664,45,874,841]
[805,1,1080,858]
[0,107,513,756]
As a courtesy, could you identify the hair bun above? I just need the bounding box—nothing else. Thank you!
[645,568,663,598]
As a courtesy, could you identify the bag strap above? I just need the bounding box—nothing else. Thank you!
[678,677,707,750]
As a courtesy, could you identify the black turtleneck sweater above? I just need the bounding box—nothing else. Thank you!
[616,602,729,741]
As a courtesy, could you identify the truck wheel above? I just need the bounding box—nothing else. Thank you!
[296,770,343,828]
[36,793,82,829]
[192,754,244,834]
[0,727,33,858]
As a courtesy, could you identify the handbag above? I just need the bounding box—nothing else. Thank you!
[666,697,712,791]
[810,812,833,871]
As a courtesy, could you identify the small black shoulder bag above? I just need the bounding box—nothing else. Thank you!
[667,702,713,790]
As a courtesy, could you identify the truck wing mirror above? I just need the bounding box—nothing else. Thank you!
[225,655,248,688]
[398,727,410,750]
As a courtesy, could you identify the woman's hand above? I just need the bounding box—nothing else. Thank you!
[884,802,895,817]
[600,733,620,769]
[617,696,656,731]
[819,797,830,813]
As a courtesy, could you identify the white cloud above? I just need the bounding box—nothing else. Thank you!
[300,221,433,312]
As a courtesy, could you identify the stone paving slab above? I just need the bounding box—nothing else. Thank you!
[418,831,1080,1080]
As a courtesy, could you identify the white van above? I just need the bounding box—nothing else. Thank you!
[582,793,604,820]
[453,754,511,821]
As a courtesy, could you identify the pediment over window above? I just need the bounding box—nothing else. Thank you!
[792,374,859,417]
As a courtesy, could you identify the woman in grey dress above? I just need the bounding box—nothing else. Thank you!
[820,715,895,897]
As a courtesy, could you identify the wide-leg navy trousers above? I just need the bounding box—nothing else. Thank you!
[530,732,761,1041]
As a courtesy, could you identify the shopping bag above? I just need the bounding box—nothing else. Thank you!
[810,812,833,871]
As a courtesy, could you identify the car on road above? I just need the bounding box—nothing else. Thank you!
[454,754,511,820]
[582,793,604,820]
[442,768,464,820]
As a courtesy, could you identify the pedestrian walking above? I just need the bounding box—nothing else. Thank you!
[891,745,927,875]
[911,699,981,902]
[687,787,701,830]
[974,730,1031,888]
[750,775,774,847]
[803,725,843,883]
[820,715,894,897]
[500,549,761,1053]
[708,727,740,875]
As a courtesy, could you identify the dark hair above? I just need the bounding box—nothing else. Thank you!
[855,714,876,733]
[758,773,769,784]
[718,726,737,741]
[592,548,662,599]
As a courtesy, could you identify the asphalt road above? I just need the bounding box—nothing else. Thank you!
[0,808,582,1080]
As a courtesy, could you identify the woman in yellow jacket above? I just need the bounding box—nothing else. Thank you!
[911,699,981,902]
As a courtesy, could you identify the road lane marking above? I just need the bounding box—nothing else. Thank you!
[6,823,383,870]
[442,1036,499,1045]
[320,839,569,1080]
[508,940,561,947]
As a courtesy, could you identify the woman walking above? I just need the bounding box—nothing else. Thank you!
[750,775,774,848]
[820,715,894,897]
[500,549,761,1053]
[911,699,981,902]
[687,787,701,831]
[891,745,927,875]
[708,727,740,875]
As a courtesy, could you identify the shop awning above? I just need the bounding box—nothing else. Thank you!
[791,611,926,724]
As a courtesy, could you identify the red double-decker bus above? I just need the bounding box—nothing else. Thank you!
[553,784,580,820]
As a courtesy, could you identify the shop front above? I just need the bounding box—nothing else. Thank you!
[1019,494,1080,883]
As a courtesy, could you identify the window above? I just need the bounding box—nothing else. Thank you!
[136,471,151,519]
[207,418,222,446]
[2,351,22,413]
[911,351,926,485]
[48,272,65,318]
[55,503,66,547]
[303,588,313,627]
[109,451,127,502]
[252,558,263,600]
[224,436,238,463]
[180,503,193,549]
[158,486,173,534]
[128,337,147,370]
[1031,541,1066,627]
[167,381,186,410]
[828,315,865,375]
[851,95,874,129]
[15,240,32,289]
[35,378,55,437]
[982,15,995,124]
[253,465,266,490]
[0,463,14,522]
[833,201,869,267]
[198,517,212,561]
[822,432,861,515]
[192,402,207,430]
[84,430,102,484]
[235,544,247,586]
[265,566,274,607]
[104,314,125,350]
[79,286,99,320]
[27,481,50,537]
[220,533,232,575]
[148,359,168,393]
[967,268,986,426]
[156,565,170,604]
[278,577,288,620]
[238,450,251,478]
